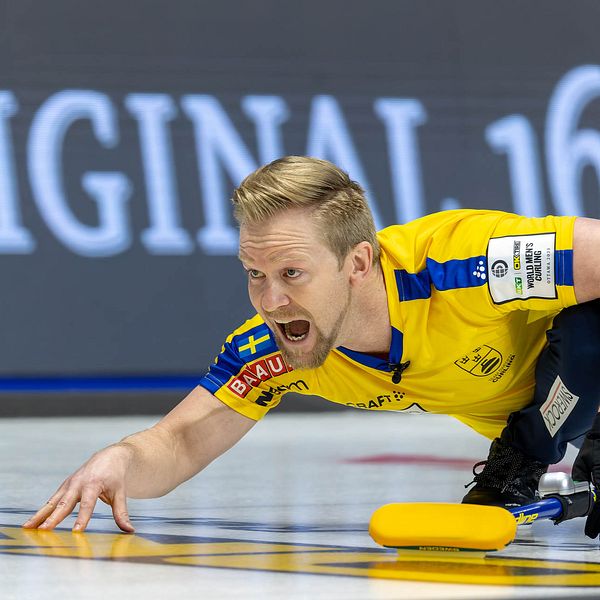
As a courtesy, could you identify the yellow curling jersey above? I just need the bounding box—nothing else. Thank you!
[198,209,578,439]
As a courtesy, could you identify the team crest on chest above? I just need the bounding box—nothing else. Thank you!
[454,345,503,377]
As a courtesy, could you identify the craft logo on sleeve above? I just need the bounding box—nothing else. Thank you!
[487,233,556,303]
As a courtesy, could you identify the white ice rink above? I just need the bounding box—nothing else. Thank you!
[1,411,599,599]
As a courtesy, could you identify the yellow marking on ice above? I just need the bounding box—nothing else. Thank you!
[4,527,189,558]
[364,556,600,587]
[3,525,600,586]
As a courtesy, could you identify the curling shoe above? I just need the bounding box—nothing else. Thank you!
[462,437,548,508]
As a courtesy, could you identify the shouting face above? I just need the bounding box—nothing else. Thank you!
[239,208,354,370]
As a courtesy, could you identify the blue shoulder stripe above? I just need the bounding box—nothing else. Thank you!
[555,249,574,286]
[394,256,488,301]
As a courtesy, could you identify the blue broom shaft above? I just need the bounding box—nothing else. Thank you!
[507,497,564,521]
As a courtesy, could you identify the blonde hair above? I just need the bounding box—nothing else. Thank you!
[232,156,380,267]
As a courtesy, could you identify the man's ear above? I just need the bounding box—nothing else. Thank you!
[348,241,374,284]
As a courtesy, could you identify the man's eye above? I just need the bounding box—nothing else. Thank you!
[248,269,263,279]
[285,269,301,278]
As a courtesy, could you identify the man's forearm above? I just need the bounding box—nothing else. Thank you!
[119,386,256,498]
[116,425,182,499]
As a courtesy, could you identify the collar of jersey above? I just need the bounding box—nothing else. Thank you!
[335,326,404,372]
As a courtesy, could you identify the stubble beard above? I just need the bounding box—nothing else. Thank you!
[277,288,352,370]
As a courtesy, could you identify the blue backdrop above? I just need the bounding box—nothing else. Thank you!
[1,0,599,408]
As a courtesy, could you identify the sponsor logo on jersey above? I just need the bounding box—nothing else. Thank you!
[513,240,522,270]
[255,380,310,406]
[514,276,523,295]
[471,259,487,280]
[345,389,413,410]
[455,345,503,377]
[541,375,579,437]
[227,353,293,398]
[490,259,509,278]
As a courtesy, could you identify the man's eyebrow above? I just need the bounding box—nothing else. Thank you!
[237,251,253,263]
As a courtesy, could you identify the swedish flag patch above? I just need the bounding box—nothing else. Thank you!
[235,326,276,359]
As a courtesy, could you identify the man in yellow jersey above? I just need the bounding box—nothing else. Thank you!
[24,157,600,539]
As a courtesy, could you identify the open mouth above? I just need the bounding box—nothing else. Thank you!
[275,319,311,342]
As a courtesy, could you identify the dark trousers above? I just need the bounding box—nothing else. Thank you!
[500,300,600,464]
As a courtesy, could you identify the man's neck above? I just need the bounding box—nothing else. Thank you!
[339,265,391,354]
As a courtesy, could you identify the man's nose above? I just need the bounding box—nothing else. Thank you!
[260,280,290,313]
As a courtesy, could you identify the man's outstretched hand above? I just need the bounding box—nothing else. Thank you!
[572,413,600,539]
[22,443,135,533]
[21,387,257,534]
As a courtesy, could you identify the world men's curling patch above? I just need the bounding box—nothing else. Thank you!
[487,233,556,304]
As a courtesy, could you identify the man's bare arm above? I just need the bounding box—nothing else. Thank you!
[23,386,255,532]
[573,217,600,304]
